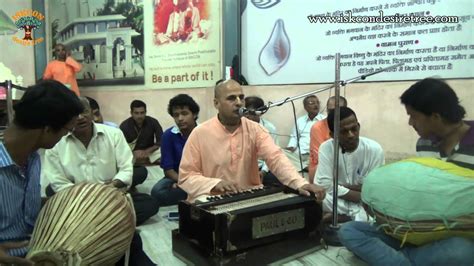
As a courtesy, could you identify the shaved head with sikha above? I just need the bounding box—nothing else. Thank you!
[213,79,245,131]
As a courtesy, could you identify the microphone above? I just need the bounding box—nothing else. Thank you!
[238,107,265,117]
[361,62,404,80]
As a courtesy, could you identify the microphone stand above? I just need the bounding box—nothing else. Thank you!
[329,53,342,241]
[1,80,28,127]
[341,62,404,86]
[6,80,14,126]
[255,59,403,245]
[257,61,404,113]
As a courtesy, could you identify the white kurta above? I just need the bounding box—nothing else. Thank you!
[43,123,133,192]
[287,114,325,154]
[259,118,279,172]
[315,137,384,221]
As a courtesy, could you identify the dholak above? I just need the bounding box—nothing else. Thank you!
[362,158,474,246]
[27,183,136,265]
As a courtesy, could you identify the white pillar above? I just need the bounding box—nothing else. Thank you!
[126,44,133,70]
[94,44,100,63]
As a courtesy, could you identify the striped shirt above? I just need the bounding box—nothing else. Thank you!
[0,144,41,257]
[416,120,474,169]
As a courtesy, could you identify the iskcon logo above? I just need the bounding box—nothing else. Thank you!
[12,9,44,46]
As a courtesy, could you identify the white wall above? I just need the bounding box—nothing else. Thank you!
[4,1,471,161]
[83,79,474,161]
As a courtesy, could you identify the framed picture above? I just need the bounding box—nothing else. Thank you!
[144,0,222,89]
[45,0,145,86]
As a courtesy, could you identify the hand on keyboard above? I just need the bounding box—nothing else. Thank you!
[211,180,241,194]
[298,184,325,202]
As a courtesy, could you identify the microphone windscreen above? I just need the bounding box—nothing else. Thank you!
[238,107,247,117]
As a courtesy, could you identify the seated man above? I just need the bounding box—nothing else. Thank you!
[315,106,384,222]
[43,97,159,226]
[120,100,163,190]
[120,100,163,166]
[308,96,348,182]
[86,96,118,128]
[151,94,200,206]
[244,96,280,185]
[285,95,325,172]
[165,4,184,42]
[338,78,474,265]
[0,80,83,264]
[181,0,204,40]
[178,79,326,203]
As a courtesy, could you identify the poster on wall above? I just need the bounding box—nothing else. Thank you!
[0,4,43,89]
[242,0,474,85]
[144,0,222,89]
[45,0,145,86]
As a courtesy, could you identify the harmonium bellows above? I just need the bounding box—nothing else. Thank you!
[178,186,322,256]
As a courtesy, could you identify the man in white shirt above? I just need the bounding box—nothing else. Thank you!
[315,106,384,222]
[43,97,158,265]
[285,95,325,172]
[43,97,159,226]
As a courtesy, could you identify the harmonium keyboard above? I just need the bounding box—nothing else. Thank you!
[178,185,322,257]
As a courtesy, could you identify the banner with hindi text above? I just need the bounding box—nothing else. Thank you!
[145,0,222,89]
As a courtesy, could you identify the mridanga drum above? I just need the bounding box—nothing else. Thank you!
[27,183,136,265]
[362,158,474,246]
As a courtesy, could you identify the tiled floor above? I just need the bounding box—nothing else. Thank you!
[135,166,367,266]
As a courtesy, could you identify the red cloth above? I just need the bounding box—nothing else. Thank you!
[154,0,175,34]
[308,119,330,182]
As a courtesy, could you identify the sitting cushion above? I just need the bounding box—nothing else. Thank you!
[362,157,474,245]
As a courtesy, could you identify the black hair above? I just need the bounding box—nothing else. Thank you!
[167,94,200,120]
[400,78,465,123]
[245,96,264,109]
[327,106,358,133]
[130,100,146,111]
[86,96,99,110]
[231,55,248,85]
[213,79,225,98]
[13,80,83,131]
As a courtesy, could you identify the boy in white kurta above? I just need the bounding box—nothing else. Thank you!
[315,107,384,221]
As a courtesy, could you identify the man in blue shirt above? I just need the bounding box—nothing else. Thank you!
[151,94,200,206]
[0,80,83,264]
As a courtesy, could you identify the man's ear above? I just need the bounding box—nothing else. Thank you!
[213,98,218,108]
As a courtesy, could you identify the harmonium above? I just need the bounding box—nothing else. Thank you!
[173,185,322,264]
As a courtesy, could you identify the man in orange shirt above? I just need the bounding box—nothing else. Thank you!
[308,96,347,182]
[43,44,82,96]
[178,79,326,202]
